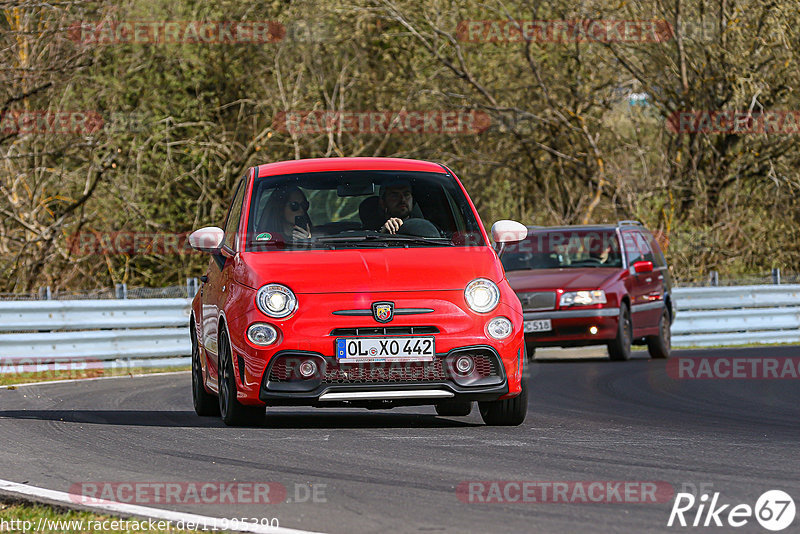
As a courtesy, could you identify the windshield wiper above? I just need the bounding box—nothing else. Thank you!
[376,235,454,246]
[313,234,453,246]
[310,235,389,247]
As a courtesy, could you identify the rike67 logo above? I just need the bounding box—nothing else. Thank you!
[668,489,796,531]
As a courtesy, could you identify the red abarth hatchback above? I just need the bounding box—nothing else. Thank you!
[188,157,529,426]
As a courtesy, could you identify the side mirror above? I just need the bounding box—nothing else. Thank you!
[189,227,225,253]
[632,260,653,274]
[491,220,528,244]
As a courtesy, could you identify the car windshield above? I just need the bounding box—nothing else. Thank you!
[501,229,623,270]
[244,170,485,250]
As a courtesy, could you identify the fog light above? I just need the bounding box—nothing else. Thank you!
[246,323,278,346]
[455,355,474,375]
[486,317,513,340]
[298,360,318,378]
[589,326,598,335]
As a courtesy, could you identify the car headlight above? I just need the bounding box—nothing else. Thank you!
[560,290,607,307]
[255,284,297,318]
[465,278,500,313]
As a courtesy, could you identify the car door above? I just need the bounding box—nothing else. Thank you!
[621,231,651,334]
[631,231,664,328]
[643,231,672,317]
[201,177,246,385]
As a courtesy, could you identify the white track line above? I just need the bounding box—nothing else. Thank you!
[0,370,190,389]
[0,479,322,534]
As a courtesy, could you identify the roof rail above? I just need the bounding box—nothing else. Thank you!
[617,220,643,227]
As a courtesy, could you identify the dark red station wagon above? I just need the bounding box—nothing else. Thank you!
[501,222,675,361]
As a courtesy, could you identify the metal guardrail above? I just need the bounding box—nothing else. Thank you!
[673,285,800,310]
[0,284,798,373]
[0,299,191,371]
[671,285,800,347]
[0,299,190,332]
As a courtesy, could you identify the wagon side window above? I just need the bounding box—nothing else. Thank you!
[634,232,655,263]
[622,232,642,265]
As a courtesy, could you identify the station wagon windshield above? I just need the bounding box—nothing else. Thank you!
[501,229,623,270]
[245,170,485,250]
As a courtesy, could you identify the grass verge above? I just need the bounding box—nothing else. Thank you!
[0,366,190,387]
[0,499,201,533]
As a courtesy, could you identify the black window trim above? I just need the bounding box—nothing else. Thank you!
[222,175,248,253]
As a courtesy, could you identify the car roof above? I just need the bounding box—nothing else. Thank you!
[526,224,649,232]
[255,157,446,178]
[527,224,617,231]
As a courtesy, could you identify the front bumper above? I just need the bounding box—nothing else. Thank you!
[523,307,620,347]
[258,346,511,407]
[223,290,525,406]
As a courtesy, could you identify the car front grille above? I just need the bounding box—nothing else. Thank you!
[518,291,557,311]
[267,351,500,385]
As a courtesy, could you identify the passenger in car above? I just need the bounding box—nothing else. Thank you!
[257,186,312,242]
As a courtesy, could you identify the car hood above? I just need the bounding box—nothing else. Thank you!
[238,247,503,293]
[506,268,621,291]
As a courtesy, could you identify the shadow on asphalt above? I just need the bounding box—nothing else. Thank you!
[0,410,480,428]
[531,353,651,363]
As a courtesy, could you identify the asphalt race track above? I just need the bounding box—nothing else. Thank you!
[0,347,797,533]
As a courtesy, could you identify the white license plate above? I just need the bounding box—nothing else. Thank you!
[335,337,435,362]
[524,319,552,333]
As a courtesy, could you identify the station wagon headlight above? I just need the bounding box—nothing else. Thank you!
[560,290,606,307]
[465,278,500,313]
[256,284,297,318]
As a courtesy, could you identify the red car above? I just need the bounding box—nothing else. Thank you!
[188,157,529,426]
[501,223,674,361]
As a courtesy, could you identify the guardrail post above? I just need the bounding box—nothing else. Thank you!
[709,271,719,287]
[38,286,51,300]
[772,268,781,285]
[115,283,127,299]
[186,277,198,298]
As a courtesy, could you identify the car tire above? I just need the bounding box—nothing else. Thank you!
[191,322,219,416]
[218,328,265,426]
[647,308,671,359]
[607,303,632,361]
[478,378,528,426]
[435,401,473,417]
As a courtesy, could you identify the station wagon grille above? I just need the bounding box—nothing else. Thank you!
[517,291,556,311]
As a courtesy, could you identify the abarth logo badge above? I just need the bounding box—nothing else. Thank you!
[372,302,394,323]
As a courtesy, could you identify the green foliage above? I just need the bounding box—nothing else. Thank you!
[1,0,798,290]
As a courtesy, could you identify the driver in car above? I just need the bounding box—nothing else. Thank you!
[587,235,619,265]
[379,180,414,234]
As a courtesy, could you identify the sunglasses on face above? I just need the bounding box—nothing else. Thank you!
[288,200,309,212]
